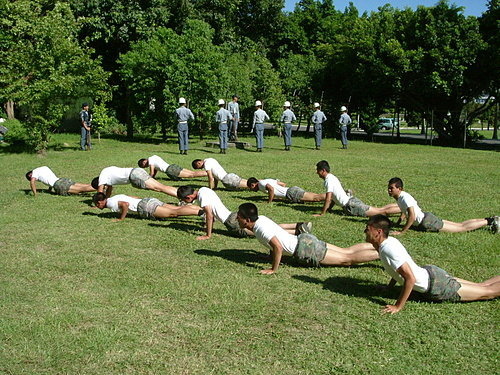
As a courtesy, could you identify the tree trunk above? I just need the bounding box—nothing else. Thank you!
[5,100,15,119]
[493,102,498,140]
[126,88,133,139]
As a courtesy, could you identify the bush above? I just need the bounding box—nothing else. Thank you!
[91,104,126,135]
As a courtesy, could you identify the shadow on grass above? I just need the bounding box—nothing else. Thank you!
[195,248,269,269]
[293,275,392,306]
[82,211,119,219]
[274,202,323,213]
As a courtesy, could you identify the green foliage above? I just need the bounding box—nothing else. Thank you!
[91,103,125,135]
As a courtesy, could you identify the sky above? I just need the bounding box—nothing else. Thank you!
[283,0,489,17]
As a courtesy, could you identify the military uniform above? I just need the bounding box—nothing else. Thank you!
[311,108,326,149]
[175,105,195,154]
[281,108,296,150]
[216,107,232,153]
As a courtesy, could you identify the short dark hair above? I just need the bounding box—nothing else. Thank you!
[238,203,259,222]
[191,159,203,169]
[316,160,330,173]
[247,177,259,187]
[91,177,99,190]
[25,171,33,181]
[388,177,403,189]
[82,102,89,108]
[367,215,391,238]
[177,185,194,200]
[138,158,148,168]
[92,192,106,205]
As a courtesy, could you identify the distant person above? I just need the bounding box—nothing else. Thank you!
[387,177,498,234]
[177,186,312,240]
[192,158,247,190]
[315,160,400,217]
[252,100,269,152]
[246,177,325,204]
[228,95,240,141]
[0,118,7,143]
[91,166,177,198]
[175,97,194,155]
[137,155,207,180]
[365,215,500,314]
[216,99,232,154]
[281,101,297,151]
[80,102,92,151]
[311,102,326,150]
[26,166,95,196]
[237,203,379,274]
[92,192,202,222]
[339,106,351,149]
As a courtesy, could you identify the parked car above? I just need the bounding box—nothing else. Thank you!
[377,118,397,130]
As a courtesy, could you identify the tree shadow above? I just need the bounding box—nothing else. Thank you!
[194,248,270,269]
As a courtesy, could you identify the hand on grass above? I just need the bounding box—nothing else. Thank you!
[111,219,123,222]
[390,231,402,236]
[382,305,401,314]
[196,235,211,240]
[313,214,323,217]
[260,269,275,275]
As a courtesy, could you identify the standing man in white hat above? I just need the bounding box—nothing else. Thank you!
[175,97,195,155]
[228,95,240,141]
[253,100,269,152]
[339,105,351,149]
[311,102,326,150]
[216,99,232,154]
[281,101,297,151]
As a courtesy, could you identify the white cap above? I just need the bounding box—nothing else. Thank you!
[179,97,186,104]
[340,106,347,111]
[218,99,225,105]
[284,101,291,107]
[314,102,320,108]
[255,100,262,106]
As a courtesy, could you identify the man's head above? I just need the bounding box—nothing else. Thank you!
[177,185,197,203]
[218,99,225,107]
[237,203,259,229]
[340,105,347,113]
[91,177,100,190]
[387,177,404,198]
[316,160,330,178]
[179,97,186,106]
[314,102,320,109]
[246,177,259,191]
[191,159,204,170]
[255,100,262,108]
[92,192,107,209]
[232,95,239,102]
[283,101,291,108]
[138,158,149,168]
[365,215,391,245]
[82,102,89,110]
[25,171,33,181]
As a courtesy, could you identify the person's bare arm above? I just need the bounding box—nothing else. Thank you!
[315,192,333,216]
[149,165,157,178]
[260,236,283,275]
[277,181,287,187]
[393,207,415,235]
[382,262,415,314]
[207,170,215,189]
[197,206,214,240]
[29,178,37,196]
[112,201,129,222]
[265,184,275,203]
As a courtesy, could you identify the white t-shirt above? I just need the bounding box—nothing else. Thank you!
[324,173,350,206]
[197,187,231,223]
[379,237,429,293]
[32,166,59,187]
[253,215,298,255]
[397,191,425,225]
[258,179,288,198]
[98,166,133,186]
[106,194,140,213]
[203,158,227,181]
[148,155,169,172]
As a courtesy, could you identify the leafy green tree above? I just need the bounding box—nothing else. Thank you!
[0,0,110,151]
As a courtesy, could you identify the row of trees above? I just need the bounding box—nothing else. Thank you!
[1,0,498,149]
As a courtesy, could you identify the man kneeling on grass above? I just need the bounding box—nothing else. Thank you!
[365,214,500,314]
[236,202,379,275]
[93,192,202,222]
[177,186,312,240]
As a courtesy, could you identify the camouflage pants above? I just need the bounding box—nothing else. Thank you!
[137,198,164,219]
[224,212,248,238]
[129,168,150,189]
[222,173,242,189]
[294,233,328,267]
[286,186,306,203]
[166,164,183,180]
[416,212,444,232]
[422,265,461,302]
[343,197,370,217]
[53,178,75,196]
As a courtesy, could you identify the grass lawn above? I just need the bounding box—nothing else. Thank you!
[1,132,499,374]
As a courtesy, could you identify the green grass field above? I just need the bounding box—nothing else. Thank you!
[1,133,499,374]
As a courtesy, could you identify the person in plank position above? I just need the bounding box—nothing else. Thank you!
[315,160,400,217]
[236,203,379,275]
[191,158,247,190]
[138,155,207,180]
[26,166,95,196]
[91,166,177,198]
[246,177,325,204]
[387,177,498,234]
[92,192,202,222]
[365,214,500,314]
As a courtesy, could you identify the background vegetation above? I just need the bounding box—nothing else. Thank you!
[1,0,498,149]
